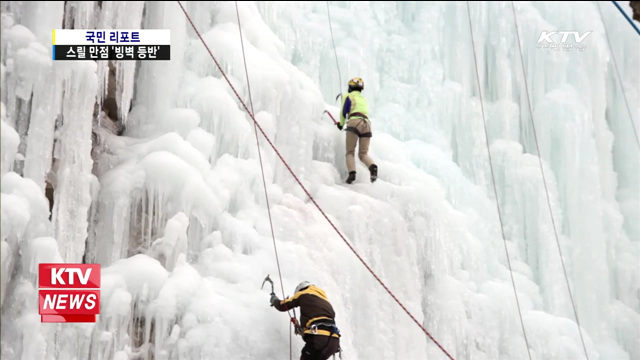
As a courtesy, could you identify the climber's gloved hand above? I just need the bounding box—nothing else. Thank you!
[270,293,280,307]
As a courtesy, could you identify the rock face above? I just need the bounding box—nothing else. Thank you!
[631,1,640,21]
[45,59,125,219]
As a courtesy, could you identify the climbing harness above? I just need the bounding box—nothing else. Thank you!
[309,322,340,338]
[345,118,372,138]
[306,320,342,360]
[347,112,368,121]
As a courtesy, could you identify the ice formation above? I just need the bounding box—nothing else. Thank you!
[0,1,638,360]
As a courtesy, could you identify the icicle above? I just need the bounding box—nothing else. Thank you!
[148,212,189,271]
[21,45,62,192]
[2,171,52,241]
[92,1,145,125]
[0,61,7,101]
[20,236,63,285]
[114,2,145,124]
[52,61,99,263]
[132,1,186,128]
[17,1,64,45]
[0,240,11,306]
[1,114,20,175]
[64,1,98,30]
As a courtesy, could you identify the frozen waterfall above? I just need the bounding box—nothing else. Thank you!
[1,1,638,360]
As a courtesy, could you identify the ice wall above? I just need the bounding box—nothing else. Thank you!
[262,2,639,357]
[1,1,638,360]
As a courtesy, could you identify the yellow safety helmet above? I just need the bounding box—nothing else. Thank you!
[348,77,364,91]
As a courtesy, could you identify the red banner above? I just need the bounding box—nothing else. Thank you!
[38,264,101,323]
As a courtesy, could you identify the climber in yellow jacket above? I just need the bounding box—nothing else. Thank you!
[338,77,378,184]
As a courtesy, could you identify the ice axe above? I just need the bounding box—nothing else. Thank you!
[261,274,275,296]
[262,275,304,336]
[322,110,339,126]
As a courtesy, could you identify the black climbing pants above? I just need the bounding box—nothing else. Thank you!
[300,335,340,360]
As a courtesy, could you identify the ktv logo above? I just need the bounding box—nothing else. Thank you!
[38,264,101,323]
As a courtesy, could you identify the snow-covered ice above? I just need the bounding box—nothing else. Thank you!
[0,1,638,360]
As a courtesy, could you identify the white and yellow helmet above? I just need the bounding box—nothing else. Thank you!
[295,281,314,294]
[348,77,364,91]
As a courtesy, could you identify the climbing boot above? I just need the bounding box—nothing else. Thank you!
[346,171,356,184]
[369,164,378,183]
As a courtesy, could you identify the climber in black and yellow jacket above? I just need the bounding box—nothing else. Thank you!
[271,281,341,360]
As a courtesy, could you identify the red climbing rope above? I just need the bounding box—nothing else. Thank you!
[177,2,455,359]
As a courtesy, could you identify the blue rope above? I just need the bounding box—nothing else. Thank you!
[611,1,640,36]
